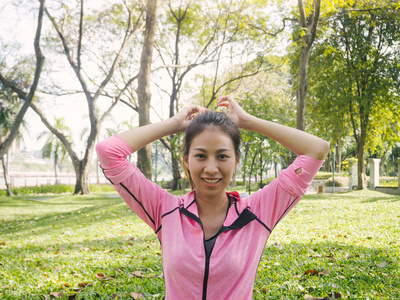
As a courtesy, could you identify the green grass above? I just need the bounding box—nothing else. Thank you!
[0,190,399,299]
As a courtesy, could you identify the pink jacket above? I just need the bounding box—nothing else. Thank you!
[96,135,324,299]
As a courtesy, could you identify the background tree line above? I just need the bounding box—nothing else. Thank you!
[1,0,399,195]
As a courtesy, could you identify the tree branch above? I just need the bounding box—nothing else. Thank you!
[0,0,46,158]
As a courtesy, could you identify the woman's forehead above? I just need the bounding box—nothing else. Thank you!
[190,127,234,150]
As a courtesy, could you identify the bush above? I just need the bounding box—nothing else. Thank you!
[315,172,347,180]
[324,176,349,187]
[0,184,115,196]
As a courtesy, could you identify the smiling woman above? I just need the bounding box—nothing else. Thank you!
[95,95,330,299]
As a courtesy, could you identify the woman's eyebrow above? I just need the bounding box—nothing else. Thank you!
[193,147,231,152]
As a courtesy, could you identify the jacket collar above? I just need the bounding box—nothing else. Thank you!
[181,190,250,228]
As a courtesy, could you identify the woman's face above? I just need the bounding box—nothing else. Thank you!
[184,126,239,199]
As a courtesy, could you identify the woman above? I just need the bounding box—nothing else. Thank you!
[96,95,330,299]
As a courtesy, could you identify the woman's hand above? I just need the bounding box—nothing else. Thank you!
[217,95,251,129]
[173,105,208,132]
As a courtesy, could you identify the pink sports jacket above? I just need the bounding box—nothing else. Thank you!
[96,135,324,300]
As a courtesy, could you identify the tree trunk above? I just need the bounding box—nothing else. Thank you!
[54,153,59,184]
[296,49,310,131]
[296,0,321,131]
[248,153,257,195]
[356,140,366,190]
[73,160,90,195]
[1,153,13,196]
[336,138,342,173]
[170,141,181,190]
[136,0,158,180]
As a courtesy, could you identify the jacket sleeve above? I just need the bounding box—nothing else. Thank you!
[96,135,169,232]
[246,155,324,231]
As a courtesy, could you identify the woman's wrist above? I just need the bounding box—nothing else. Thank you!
[238,114,258,131]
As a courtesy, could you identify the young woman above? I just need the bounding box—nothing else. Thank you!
[96,95,330,299]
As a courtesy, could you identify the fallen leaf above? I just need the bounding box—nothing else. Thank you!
[262,287,268,293]
[311,254,323,258]
[318,270,330,276]
[50,292,64,298]
[131,292,144,299]
[54,267,61,272]
[304,295,324,300]
[78,282,88,288]
[377,261,387,268]
[328,291,342,298]
[132,271,145,278]
[322,235,328,238]
[95,273,106,279]
[304,269,319,276]
[72,272,80,277]
[0,241,6,246]
[63,283,70,287]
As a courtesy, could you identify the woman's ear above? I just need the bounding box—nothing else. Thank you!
[235,157,240,169]
[183,155,189,170]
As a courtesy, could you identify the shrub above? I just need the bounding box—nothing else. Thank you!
[324,176,349,187]
[0,184,115,196]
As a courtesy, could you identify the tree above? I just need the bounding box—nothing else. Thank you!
[154,0,271,190]
[27,1,149,194]
[234,62,296,191]
[295,0,321,131]
[308,2,400,189]
[37,118,70,184]
[0,93,25,196]
[136,0,158,180]
[0,0,45,160]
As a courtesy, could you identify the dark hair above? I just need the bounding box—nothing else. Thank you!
[182,111,241,189]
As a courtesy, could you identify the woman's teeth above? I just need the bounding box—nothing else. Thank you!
[203,178,220,184]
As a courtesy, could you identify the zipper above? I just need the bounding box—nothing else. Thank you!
[202,245,210,300]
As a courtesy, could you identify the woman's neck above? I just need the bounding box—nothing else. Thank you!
[195,190,229,218]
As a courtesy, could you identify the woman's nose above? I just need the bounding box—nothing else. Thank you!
[204,158,218,173]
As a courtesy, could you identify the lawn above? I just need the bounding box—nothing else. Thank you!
[0,190,399,299]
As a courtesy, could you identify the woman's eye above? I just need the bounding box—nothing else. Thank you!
[195,154,205,159]
[218,154,228,159]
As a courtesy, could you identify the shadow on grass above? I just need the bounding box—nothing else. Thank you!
[0,196,131,237]
[361,196,400,203]
[255,240,400,299]
[1,238,398,299]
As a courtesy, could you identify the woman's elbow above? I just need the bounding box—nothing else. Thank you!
[314,140,330,161]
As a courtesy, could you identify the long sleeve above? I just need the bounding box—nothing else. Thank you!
[96,135,171,232]
[245,155,324,231]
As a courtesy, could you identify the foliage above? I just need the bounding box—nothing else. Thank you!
[0,184,114,196]
[307,1,400,189]
[0,191,399,299]
[229,63,296,191]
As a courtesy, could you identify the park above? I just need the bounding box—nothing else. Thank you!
[1,0,399,299]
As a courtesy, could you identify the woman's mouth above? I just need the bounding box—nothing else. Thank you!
[202,178,221,184]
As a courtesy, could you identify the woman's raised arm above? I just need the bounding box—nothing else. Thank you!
[217,96,330,161]
[117,106,208,153]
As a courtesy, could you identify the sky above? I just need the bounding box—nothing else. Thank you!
[0,0,170,155]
